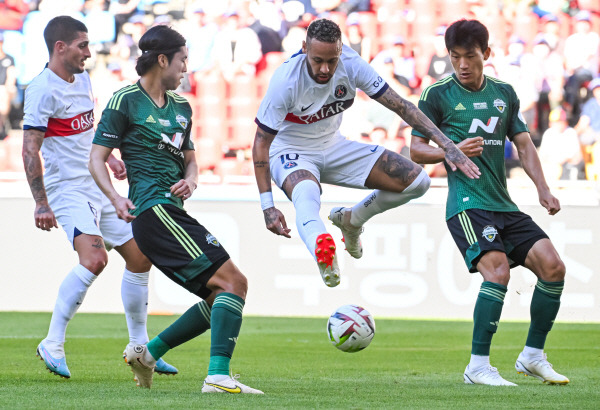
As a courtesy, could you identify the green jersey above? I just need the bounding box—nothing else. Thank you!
[93,81,194,216]
[412,74,528,220]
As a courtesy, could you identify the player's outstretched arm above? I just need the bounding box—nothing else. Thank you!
[513,132,560,215]
[22,128,58,231]
[411,136,484,164]
[89,143,137,222]
[376,87,480,179]
[252,126,291,238]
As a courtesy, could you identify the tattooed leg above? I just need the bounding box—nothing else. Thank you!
[347,150,431,226]
[365,149,422,192]
[282,169,320,199]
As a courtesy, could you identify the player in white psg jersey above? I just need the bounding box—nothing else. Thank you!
[22,16,176,379]
[253,19,480,287]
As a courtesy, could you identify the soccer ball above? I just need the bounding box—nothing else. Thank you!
[326,304,375,353]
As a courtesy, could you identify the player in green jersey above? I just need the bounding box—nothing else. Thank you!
[411,19,569,386]
[89,25,262,394]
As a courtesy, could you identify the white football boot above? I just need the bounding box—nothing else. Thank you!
[329,207,363,259]
[124,344,155,388]
[202,375,264,394]
[464,364,517,386]
[515,352,570,384]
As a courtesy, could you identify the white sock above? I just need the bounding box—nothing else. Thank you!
[206,374,230,383]
[350,169,431,226]
[45,264,97,356]
[143,347,157,366]
[469,354,490,370]
[291,180,328,258]
[522,346,544,360]
[121,269,150,345]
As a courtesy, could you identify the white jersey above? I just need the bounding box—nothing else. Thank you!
[255,45,388,151]
[23,68,95,188]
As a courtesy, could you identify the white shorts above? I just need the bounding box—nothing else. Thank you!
[47,176,133,250]
[269,135,384,189]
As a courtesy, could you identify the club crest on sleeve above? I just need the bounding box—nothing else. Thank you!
[176,114,188,129]
[206,233,220,247]
[482,225,498,242]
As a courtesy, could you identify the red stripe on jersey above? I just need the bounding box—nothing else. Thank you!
[284,99,354,125]
[44,109,95,138]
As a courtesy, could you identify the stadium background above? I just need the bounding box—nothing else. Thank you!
[0,0,598,322]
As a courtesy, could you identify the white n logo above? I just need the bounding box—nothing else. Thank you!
[468,117,499,134]
[161,132,183,149]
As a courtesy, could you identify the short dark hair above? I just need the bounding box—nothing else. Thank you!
[306,19,342,44]
[445,19,489,53]
[135,25,186,76]
[44,16,88,56]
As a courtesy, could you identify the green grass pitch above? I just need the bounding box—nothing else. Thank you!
[1,312,598,408]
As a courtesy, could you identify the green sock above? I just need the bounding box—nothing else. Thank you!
[147,300,211,360]
[471,281,507,356]
[207,292,245,376]
[147,337,170,361]
[526,280,564,349]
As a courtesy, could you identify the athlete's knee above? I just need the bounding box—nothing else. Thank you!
[292,179,321,206]
[283,170,319,198]
[541,257,566,282]
[80,252,108,275]
[233,270,249,296]
[208,261,248,299]
[124,253,152,273]
[482,268,511,286]
[378,169,431,208]
[406,169,431,199]
[220,271,248,299]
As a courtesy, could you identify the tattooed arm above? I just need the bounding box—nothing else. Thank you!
[410,135,484,164]
[252,126,275,199]
[375,87,480,179]
[22,128,58,231]
[252,126,291,237]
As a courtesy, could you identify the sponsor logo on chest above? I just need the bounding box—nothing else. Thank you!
[285,99,354,124]
[45,109,94,138]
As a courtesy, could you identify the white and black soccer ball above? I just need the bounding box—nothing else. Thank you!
[326,304,375,353]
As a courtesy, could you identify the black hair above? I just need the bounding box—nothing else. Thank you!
[445,19,489,53]
[306,18,342,44]
[43,16,88,56]
[135,25,186,76]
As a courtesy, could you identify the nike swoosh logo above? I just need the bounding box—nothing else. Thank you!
[370,145,379,152]
[135,357,152,369]
[41,346,59,369]
[206,383,242,393]
[303,219,316,226]
[66,103,73,110]
[301,103,314,112]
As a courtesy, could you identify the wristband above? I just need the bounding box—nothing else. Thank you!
[260,192,274,210]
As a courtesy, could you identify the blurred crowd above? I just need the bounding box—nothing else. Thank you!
[1,0,600,182]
